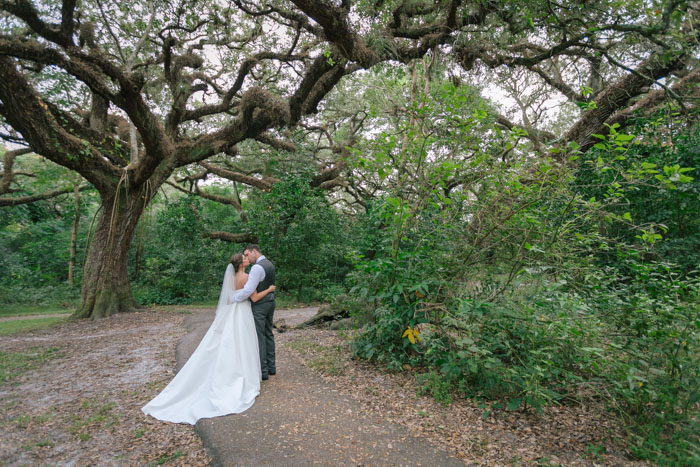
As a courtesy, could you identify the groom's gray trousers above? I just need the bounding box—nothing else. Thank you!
[252,299,275,377]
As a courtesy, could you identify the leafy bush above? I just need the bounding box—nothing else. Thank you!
[0,191,93,305]
[347,102,699,464]
[132,286,193,306]
[245,175,354,298]
[582,260,700,464]
[428,290,600,412]
[132,196,226,304]
[416,371,453,406]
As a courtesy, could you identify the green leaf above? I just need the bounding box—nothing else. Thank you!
[506,398,521,411]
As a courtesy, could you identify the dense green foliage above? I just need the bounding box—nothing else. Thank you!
[128,176,353,305]
[344,83,699,462]
[131,196,229,304]
[0,156,95,304]
[246,176,354,301]
[0,176,352,307]
[1,0,699,462]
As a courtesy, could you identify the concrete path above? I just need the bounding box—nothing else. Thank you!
[176,308,465,466]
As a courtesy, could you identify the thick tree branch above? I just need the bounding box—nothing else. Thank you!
[181,51,308,123]
[311,159,347,189]
[205,230,257,243]
[1,147,33,194]
[175,87,291,167]
[0,56,121,191]
[60,0,77,45]
[563,51,689,153]
[290,0,379,67]
[0,0,74,46]
[0,36,171,187]
[605,67,700,132]
[198,162,276,190]
[0,184,90,207]
[0,37,118,102]
[255,133,297,152]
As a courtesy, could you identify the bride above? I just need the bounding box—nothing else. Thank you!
[142,253,275,424]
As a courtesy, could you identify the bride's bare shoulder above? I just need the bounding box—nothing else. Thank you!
[234,272,248,289]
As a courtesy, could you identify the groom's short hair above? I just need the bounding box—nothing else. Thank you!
[245,243,261,253]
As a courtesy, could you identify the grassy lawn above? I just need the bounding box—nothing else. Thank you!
[0,303,74,318]
[0,316,69,336]
[0,346,62,383]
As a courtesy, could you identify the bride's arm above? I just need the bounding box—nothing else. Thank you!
[250,285,276,303]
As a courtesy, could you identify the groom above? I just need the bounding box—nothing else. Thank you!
[233,244,276,380]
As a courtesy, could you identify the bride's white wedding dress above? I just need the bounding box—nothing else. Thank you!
[142,264,261,424]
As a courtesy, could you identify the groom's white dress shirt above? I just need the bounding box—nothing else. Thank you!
[233,255,267,302]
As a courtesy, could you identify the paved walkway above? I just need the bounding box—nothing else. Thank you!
[176,308,465,466]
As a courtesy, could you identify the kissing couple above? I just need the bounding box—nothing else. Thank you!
[142,244,276,424]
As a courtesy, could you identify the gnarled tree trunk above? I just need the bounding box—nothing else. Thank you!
[75,183,155,319]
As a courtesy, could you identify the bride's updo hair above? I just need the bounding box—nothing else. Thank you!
[230,252,244,271]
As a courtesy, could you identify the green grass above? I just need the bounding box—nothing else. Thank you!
[148,451,185,466]
[0,303,73,318]
[0,316,68,336]
[0,346,62,384]
[70,399,120,440]
[21,439,54,451]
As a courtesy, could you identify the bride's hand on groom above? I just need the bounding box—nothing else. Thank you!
[269,285,276,292]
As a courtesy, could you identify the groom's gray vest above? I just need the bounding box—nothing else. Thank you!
[254,258,275,306]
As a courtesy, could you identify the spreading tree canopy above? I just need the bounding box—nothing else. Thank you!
[0,0,697,318]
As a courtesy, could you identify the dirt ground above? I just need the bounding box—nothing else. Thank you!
[0,310,210,466]
[0,306,644,466]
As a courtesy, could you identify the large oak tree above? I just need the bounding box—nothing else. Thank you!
[1,0,696,318]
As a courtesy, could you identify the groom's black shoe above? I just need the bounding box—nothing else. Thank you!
[262,375,269,381]
[268,371,276,376]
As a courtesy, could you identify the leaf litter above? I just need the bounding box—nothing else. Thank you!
[0,310,210,466]
[281,326,649,466]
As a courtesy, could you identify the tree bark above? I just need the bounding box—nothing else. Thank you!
[67,184,80,286]
[295,303,349,328]
[74,182,154,319]
[129,122,138,163]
